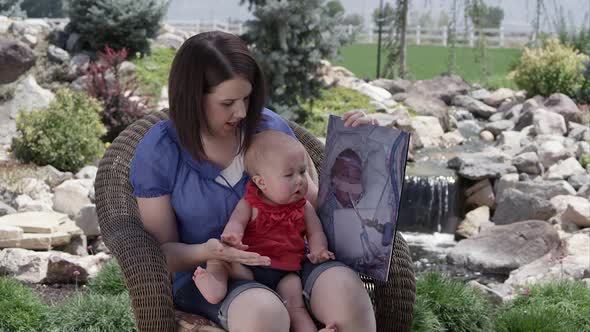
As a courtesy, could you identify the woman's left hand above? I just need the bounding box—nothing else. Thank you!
[342,110,379,127]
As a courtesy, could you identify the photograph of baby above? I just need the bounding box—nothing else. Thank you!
[318,115,410,281]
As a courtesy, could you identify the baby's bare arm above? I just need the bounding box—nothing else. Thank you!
[221,198,251,247]
[304,202,334,263]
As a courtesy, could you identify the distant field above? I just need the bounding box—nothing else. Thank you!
[332,44,522,88]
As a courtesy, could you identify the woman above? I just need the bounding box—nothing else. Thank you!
[130,31,377,331]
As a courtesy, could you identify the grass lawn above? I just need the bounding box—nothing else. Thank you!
[332,44,522,89]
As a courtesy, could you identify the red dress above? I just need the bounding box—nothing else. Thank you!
[242,181,307,271]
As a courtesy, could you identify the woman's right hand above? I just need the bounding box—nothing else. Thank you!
[205,238,271,266]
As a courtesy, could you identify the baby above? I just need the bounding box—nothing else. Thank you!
[194,130,336,332]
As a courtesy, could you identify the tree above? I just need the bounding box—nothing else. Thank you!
[343,13,364,26]
[447,0,458,74]
[382,0,409,79]
[373,2,396,29]
[325,0,344,18]
[467,1,504,28]
[241,0,347,120]
[21,0,67,18]
[466,0,490,84]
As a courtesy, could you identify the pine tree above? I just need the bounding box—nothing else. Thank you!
[68,0,168,56]
[0,0,26,17]
[242,0,347,121]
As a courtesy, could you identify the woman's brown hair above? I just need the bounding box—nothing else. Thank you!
[168,31,266,161]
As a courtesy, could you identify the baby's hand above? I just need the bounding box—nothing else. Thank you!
[342,110,379,127]
[307,247,335,264]
[221,232,248,250]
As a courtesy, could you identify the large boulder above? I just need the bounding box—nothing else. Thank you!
[403,94,450,130]
[447,220,561,275]
[483,88,515,107]
[543,93,584,123]
[533,109,567,136]
[451,95,497,119]
[408,74,471,104]
[492,188,555,224]
[0,39,36,84]
[370,78,412,94]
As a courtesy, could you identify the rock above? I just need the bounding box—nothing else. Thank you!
[550,195,589,214]
[52,179,93,217]
[578,185,590,197]
[46,45,70,64]
[68,53,90,78]
[465,179,495,208]
[448,149,511,170]
[545,157,586,180]
[470,88,491,100]
[497,131,525,152]
[576,141,590,159]
[0,211,70,234]
[352,81,393,103]
[543,93,584,123]
[561,200,590,227]
[158,85,169,110]
[458,163,516,181]
[14,195,53,212]
[505,232,590,287]
[484,120,514,136]
[504,103,523,122]
[119,61,137,76]
[75,166,98,181]
[0,16,13,34]
[538,140,572,168]
[408,74,471,104]
[493,188,555,224]
[6,75,55,118]
[512,152,543,175]
[568,122,590,142]
[0,224,23,241]
[403,94,450,130]
[155,33,185,49]
[56,234,88,256]
[447,220,560,275]
[371,113,396,127]
[483,88,515,107]
[409,116,445,148]
[488,112,504,122]
[452,108,475,121]
[479,130,494,141]
[0,248,110,284]
[0,39,36,84]
[467,280,505,304]
[452,95,497,119]
[533,109,567,136]
[441,130,465,147]
[8,19,50,37]
[369,78,412,94]
[511,180,577,201]
[457,120,481,138]
[0,201,16,216]
[74,204,100,237]
[455,206,492,240]
[569,174,590,190]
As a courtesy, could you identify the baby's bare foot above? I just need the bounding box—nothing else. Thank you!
[318,323,337,332]
[193,267,227,304]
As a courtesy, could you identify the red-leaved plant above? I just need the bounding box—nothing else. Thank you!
[84,46,148,142]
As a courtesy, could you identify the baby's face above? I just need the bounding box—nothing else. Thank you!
[259,147,308,205]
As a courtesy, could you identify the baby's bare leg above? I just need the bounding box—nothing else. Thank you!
[193,259,230,304]
[277,273,336,332]
[228,262,254,280]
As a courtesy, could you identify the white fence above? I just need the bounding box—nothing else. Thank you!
[47,18,535,48]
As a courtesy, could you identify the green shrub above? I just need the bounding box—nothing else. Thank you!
[302,86,373,137]
[0,277,47,332]
[11,89,106,172]
[132,47,176,102]
[495,280,590,332]
[87,259,127,296]
[411,295,444,332]
[44,293,136,332]
[415,272,493,332]
[514,38,589,97]
[67,0,168,55]
[580,154,590,169]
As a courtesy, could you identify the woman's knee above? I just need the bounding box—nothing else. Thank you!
[227,287,290,332]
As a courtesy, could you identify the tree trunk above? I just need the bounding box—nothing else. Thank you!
[399,0,408,78]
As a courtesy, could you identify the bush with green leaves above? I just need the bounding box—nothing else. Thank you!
[87,259,127,296]
[67,0,168,55]
[44,292,136,332]
[495,280,590,332]
[514,38,589,97]
[0,277,48,332]
[11,89,106,172]
[414,272,493,332]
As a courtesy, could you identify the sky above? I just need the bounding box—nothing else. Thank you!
[165,0,590,32]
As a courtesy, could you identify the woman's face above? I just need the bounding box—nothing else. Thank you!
[331,155,363,208]
[203,77,252,138]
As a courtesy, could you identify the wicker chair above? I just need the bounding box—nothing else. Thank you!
[95,110,416,332]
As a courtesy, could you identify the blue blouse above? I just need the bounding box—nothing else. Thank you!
[130,108,296,293]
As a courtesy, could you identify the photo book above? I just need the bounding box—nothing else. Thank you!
[317,115,410,281]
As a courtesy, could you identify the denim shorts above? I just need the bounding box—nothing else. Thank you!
[173,259,348,330]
